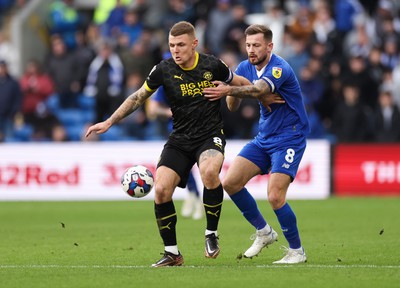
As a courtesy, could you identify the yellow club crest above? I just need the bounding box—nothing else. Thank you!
[272,67,282,79]
[203,71,213,81]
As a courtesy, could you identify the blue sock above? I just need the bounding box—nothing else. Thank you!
[274,203,301,249]
[230,188,267,230]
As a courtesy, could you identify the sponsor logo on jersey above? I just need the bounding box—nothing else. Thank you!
[272,67,282,79]
[179,81,214,97]
[282,163,290,169]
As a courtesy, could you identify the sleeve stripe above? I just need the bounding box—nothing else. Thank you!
[261,76,275,93]
[144,81,156,92]
[225,70,234,83]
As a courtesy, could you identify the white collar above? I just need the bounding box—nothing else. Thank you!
[255,53,272,78]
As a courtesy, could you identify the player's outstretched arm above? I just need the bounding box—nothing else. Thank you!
[85,85,153,138]
[204,79,285,112]
[225,74,252,111]
[204,79,265,100]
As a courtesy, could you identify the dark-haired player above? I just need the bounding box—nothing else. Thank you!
[204,24,309,264]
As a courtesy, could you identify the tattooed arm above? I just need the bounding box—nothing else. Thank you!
[85,85,153,137]
[204,80,285,112]
[225,74,252,111]
[204,79,271,100]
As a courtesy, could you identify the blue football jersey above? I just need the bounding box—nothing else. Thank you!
[235,54,310,141]
[152,86,169,106]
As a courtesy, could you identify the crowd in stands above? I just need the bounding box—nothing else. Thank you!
[1,0,400,143]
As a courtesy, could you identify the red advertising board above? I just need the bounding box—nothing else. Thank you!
[334,144,400,196]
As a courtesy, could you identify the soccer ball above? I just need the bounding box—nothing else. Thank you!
[121,165,154,198]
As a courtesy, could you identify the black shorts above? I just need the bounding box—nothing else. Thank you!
[157,129,226,188]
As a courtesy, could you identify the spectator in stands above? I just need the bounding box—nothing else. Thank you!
[204,0,234,55]
[286,2,315,43]
[342,53,378,110]
[20,59,54,126]
[29,104,68,142]
[119,72,149,140]
[343,16,373,60]
[0,31,18,77]
[373,0,400,48]
[101,0,128,38]
[367,46,386,84]
[46,35,79,108]
[222,3,248,57]
[286,36,310,79]
[380,36,399,70]
[319,58,343,130]
[84,39,125,124]
[311,1,336,45]
[92,0,131,26]
[299,61,325,112]
[118,8,144,47]
[372,85,400,142]
[72,30,96,94]
[119,39,155,82]
[333,0,364,55]
[0,60,22,142]
[139,26,163,66]
[161,0,196,36]
[47,0,81,50]
[376,15,400,50]
[331,82,372,142]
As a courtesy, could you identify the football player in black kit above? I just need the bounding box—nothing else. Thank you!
[85,21,279,267]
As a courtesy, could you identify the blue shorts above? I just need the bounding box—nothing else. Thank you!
[238,135,306,181]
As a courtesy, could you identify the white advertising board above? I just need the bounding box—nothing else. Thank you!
[0,140,330,201]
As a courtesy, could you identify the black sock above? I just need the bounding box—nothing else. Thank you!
[154,201,177,246]
[203,184,223,231]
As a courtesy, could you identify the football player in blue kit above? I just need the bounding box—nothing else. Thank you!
[203,24,309,264]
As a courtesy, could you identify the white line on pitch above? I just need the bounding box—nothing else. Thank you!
[0,264,399,269]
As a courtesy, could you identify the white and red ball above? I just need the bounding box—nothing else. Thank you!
[121,165,154,198]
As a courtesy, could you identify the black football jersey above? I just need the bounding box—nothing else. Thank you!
[145,52,233,143]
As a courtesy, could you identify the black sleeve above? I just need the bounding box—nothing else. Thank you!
[216,58,233,84]
[144,62,164,92]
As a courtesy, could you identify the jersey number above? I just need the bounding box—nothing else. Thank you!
[213,137,223,148]
[285,148,295,163]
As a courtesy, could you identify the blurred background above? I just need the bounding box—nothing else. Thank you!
[1,0,400,200]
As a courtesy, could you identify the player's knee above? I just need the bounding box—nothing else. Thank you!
[268,191,285,210]
[154,183,173,203]
[200,167,220,189]
[222,178,241,195]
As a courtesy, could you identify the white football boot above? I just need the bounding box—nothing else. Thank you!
[192,197,204,220]
[181,193,196,217]
[273,246,307,264]
[244,228,278,258]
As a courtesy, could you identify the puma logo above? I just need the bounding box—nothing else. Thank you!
[207,210,220,218]
[160,221,172,230]
[174,74,183,80]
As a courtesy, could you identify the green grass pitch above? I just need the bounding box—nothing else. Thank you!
[0,197,399,288]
